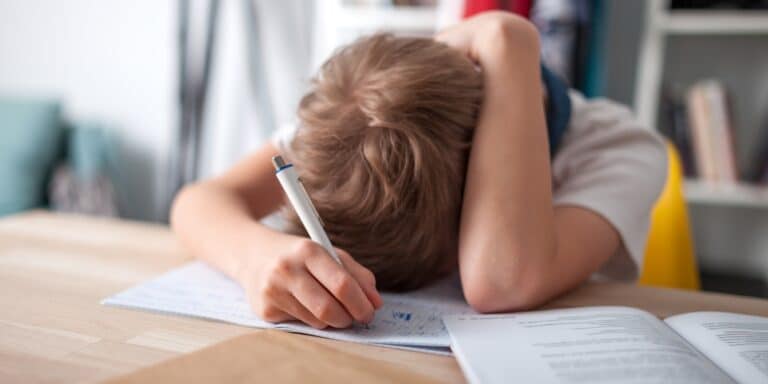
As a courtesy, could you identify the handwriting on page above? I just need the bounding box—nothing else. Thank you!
[393,311,412,321]
[276,277,474,347]
[103,261,473,350]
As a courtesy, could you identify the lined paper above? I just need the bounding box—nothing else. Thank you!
[103,262,473,355]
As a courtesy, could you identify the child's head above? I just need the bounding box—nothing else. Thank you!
[285,34,483,291]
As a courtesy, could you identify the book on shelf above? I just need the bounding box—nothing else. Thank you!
[661,85,697,177]
[662,80,768,187]
[686,80,739,184]
[660,80,739,183]
[749,120,768,183]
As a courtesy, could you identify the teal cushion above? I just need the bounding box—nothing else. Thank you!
[0,98,63,216]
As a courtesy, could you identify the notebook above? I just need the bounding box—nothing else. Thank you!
[444,306,768,384]
[102,261,473,355]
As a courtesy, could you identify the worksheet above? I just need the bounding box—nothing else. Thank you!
[102,261,473,355]
[444,306,768,384]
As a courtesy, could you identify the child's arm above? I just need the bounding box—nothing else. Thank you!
[171,143,381,328]
[437,13,622,312]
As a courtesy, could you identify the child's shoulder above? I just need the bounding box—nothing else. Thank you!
[568,91,650,133]
[560,91,665,159]
[553,91,668,282]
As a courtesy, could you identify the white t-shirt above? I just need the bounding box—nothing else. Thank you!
[272,91,667,282]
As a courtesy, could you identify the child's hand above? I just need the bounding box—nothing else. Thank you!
[239,234,383,329]
[435,11,539,66]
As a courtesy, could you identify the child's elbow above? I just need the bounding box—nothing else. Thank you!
[462,271,543,314]
[479,12,540,53]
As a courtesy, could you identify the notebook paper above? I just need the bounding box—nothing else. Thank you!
[102,261,473,355]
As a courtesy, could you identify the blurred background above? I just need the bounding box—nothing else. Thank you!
[1,0,767,297]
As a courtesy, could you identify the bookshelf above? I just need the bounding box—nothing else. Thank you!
[685,180,768,207]
[635,0,768,209]
[635,1,768,129]
[633,1,768,286]
[662,11,768,35]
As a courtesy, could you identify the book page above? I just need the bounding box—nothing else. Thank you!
[102,261,472,354]
[444,307,733,384]
[665,312,768,384]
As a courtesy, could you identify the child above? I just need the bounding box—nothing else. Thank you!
[171,12,666,330]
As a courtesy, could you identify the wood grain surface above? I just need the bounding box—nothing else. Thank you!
[2,211,767,383]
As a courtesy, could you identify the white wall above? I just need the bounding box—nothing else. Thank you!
[0,0,177,221]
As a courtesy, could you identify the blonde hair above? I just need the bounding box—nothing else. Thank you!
[285,34,483,291]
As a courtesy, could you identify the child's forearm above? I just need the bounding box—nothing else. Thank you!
[171,144,382,329]
[171,144,292,283]
[453,15,622,313]
[171,182,283,282]
[455,17,558,312]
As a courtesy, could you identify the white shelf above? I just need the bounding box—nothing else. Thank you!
[659,11,768,34]
[335,5,437,31]
[684,180,768,207]
[634,1,768,137]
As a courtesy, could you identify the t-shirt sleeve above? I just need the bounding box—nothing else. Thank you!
[552,92,668,281]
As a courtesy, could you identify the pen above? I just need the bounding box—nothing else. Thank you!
[272,155,342,265]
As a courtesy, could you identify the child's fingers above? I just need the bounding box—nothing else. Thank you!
[248,297,293,324]
[276,292,328,330]
[305,251,375,324]
[364,282,383,310]
[291,267,353,328]
[336,250,383,310]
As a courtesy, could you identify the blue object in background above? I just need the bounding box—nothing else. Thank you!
[69,122,112,180]
[48,121,120,217]
[583,0,605,97]
[0,98,64,216]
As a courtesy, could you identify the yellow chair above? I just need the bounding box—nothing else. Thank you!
[639,142,701,290]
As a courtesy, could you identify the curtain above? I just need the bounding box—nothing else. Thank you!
[166,0,315,216]
[199,0,315,180]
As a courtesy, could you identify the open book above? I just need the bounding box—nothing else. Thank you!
[102,261,473,355]
[444,307,768,384]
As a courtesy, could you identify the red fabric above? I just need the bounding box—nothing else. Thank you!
[512,0,532,18]
[462,0,532,19]
[462,0,499,18]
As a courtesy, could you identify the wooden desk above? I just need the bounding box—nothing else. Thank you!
[2,211,768,383]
